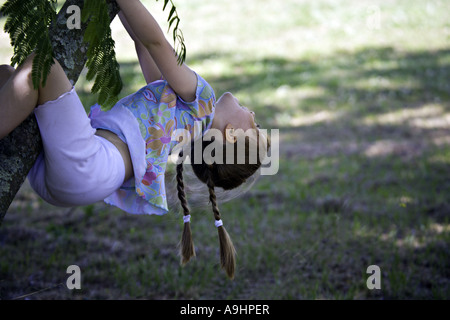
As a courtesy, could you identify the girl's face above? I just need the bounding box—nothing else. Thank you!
[215,92,256,131]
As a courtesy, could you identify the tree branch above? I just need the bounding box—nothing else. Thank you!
[0,0,120,224]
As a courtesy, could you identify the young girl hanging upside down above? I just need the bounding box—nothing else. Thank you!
[0,0,269,279]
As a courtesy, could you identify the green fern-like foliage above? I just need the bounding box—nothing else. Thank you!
[82,0,122,110]
[158,0,186,65]
[0,0,57,89]
[1,0,187,111]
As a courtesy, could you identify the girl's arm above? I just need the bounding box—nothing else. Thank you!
[119,11,162,84]
[116,0,197,102]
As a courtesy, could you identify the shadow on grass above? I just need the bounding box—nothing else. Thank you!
[208,46,450,299]
[1,46,449,299]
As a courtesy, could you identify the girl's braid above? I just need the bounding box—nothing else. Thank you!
[206,170,221,221]
[177,152,195,265]
[206,169,236,279]
[176,161,189,215]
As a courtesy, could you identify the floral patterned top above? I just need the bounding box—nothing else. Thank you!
[89,73,216,215]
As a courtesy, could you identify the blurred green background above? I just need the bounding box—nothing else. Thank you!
[0,0,449,299]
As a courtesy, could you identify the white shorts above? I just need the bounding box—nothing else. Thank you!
[28,88,125,207]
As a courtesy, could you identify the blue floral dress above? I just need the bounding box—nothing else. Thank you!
[89,73,216,215]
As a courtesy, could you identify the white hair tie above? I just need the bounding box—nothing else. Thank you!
[214,219,223,228]
[183,215,191,223]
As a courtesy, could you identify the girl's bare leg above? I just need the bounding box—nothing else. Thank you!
[0,54,72,139]
[0,64,15,88]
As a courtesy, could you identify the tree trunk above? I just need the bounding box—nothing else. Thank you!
[0,0,119,224]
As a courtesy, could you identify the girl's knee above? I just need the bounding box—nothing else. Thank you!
[0,64,15,75]
[36,57,72,105]
[0,64,15,87]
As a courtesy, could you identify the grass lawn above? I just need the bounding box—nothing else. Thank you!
[0,0,449,299]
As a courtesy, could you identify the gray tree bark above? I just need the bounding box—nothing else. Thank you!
[0,0,119,223]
